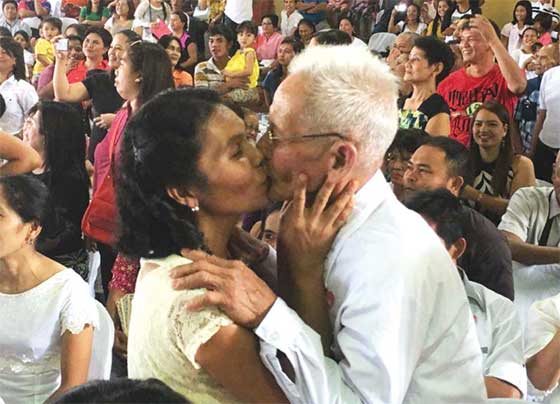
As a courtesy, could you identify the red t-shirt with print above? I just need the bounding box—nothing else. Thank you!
[437,64,518,146]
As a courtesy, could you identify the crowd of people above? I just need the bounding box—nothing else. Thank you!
[1,0,560,402]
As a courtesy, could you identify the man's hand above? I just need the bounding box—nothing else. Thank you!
[226,76,249,90]
[468,15,500,46]
[94,113,116,129]
[170,250,277,329]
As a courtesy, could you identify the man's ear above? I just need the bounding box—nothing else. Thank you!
[327,141,358,183]
[166,185,199,210]
[448,237,467,261]
[448,175,465,196]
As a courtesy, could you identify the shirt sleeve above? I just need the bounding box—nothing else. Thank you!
[484,298,527,397]
[538,71,548,110]
[133,1,148,21]
[18,81,38,114]
[60,274,100,335]
[501,22,511,37]
[498,188,532,242]
[194,62,210,87]
[109,253,140,294]
[525,296,560,360]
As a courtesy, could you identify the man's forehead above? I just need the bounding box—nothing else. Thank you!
[412,146,445,165]
[209,35,226,41]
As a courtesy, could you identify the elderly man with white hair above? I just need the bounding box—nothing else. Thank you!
[171,45,487,403]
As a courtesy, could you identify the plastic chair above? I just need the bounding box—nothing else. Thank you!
[88,300,114,380]
[368,32,397,54]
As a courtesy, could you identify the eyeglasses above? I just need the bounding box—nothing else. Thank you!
[265,126,345,144]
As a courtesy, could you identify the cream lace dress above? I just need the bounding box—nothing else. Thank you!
[127,254,240,403]
[0,268,99,404]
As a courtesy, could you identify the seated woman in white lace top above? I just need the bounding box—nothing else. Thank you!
[0,175,98,404]
[117,88,287,402]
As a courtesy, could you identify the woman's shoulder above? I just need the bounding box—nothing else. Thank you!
[512,153,534,171]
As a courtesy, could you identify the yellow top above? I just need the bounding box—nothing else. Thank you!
[225,48,259,88]
[425,20,445,40]
[33,38,55,75]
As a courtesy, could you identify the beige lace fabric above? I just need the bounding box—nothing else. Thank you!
[127,255,240,403]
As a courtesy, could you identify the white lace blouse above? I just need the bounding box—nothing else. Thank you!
[0,268,99,404]
[127,254,240,403]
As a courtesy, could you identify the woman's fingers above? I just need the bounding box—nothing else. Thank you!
[310,175,337,219]
[324,180,357,229]
[291,173,308,220]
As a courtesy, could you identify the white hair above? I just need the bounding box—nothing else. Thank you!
[288,45,399,163]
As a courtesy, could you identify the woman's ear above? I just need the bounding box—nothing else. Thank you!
[26,221,42,245]
[327,141,358,183]
[166,185,199,210]
[433,61,444,77]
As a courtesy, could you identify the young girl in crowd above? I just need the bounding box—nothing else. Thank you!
[462,101,536,225]
[223,20,260,103]
[133,0,172,41]
[534,12,553,45]
[13,30,34,80]
[500,0,533,54]
[104,0,135,34]
[79,0,111,26]
[0,175,98,403]
[33,17,61,84]
[511,26,539,79]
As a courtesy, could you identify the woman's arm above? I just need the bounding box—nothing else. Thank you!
[424,112,450,137]
[53,50,90,103]
[509,155,536,196]
[179,42,198,70]
[462,184,509,216]
[527,330,560,391]
[0,133,42,176]
[46,325,94,403]
[196,323,289,403]
[224,50,255,79]
[388,10,401,34]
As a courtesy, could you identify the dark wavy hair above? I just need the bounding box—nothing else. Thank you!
[469,101,514,198]
[27,102,89,220]
[412,36,454,84]
[84,26,113,48]
[511,0,533,25]
[0,37,25,80]
[430,0,453,37]
[117,88,232,258]
[126,41,174,107]
[312,29,352,45]
[0,174,49,226]
[261,14,279,29]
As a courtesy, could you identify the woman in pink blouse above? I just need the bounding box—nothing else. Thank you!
[256,14,283,62]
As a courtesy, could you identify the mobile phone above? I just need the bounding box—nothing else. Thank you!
[56,39,68,51]
[395,3,407,12]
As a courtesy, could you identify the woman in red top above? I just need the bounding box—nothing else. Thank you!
[82,41,173,301]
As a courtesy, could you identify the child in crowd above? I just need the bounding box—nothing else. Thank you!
[223,20,260,103]
[534,12,553,45]
[32,17,61,85]
[79,0,111,26]
[13,30,34,80]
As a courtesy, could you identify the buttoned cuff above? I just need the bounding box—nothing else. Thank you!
[255,297,305,350]
[487,361,528,397]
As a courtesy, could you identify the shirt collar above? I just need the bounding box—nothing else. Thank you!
[550,190,560,219]
[460,267,485,312]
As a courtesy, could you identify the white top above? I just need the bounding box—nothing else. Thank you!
[280,9,303,37]
[538,66,560,148]
[127,254,239,403]
[351,36,368,49]
[451,7,473,24]
[193,6,209,21]
[0,268,99,404]
[511,48,537,80]
[396,20,427,34]
[133,0,172,42]
[501,23,526,55]
[23,49,35,67]
[0,75,38,135]
[255,171,487,403]
[525,294,560,402]
[224,0,252,24]
[463,273,527,397]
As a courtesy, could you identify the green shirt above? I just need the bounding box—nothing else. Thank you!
[80,6,111,21]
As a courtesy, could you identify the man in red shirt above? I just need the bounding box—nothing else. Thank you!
[437,15,527,145]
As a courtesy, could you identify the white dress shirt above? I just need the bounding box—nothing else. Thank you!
[499,186,560,331]
[255,171,487,404]
[537,66,560,149]
[224,0,252,24]
[280,9,303,37]
[463,272,527,397]
[0,75,38,135]
[525,294,560,403]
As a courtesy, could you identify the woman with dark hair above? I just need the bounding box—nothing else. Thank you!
[294,18,315,47]
[81,41,173,299]
[0,175,98,403]
[79,0,111,27]
[22,101,90,279]
[262,36,302,106]
[158,34,193,86]
[0,37,38,135]
[53,29,140,161]
[389,3,427,35]
[399,36,454,136]
[338,16,367,49]
[462,101,535,224]
[119,87,351,401]
[13,30,34,79]
[425,0,452,40]
[104,0,135,34]
[256,14,283,62]
[500,0,533,54]
[169,11,198,73]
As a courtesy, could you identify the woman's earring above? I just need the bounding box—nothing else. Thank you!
[191,205,200,213]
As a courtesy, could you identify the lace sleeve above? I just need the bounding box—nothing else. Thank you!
[171,290,233,370]
[60,275,100,335]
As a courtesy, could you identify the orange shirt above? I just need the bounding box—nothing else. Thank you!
[173,69,193,87]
